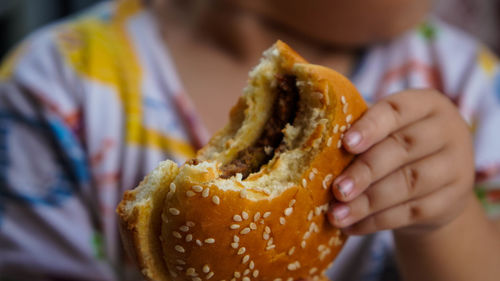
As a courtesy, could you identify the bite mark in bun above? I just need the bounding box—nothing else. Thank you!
[117,41,367,281]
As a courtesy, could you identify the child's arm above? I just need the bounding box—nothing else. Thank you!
[327,89,500,281]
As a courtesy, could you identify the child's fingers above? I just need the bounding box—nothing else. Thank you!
[343,89,438,154]
[329,151,456,228]
[337,183,462,236]
[332,116,447,202]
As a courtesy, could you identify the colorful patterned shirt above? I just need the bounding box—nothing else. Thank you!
[1,1,499,281]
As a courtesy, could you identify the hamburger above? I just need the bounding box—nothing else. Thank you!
[117,40,367,281]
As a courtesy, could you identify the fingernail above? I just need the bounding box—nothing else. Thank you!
[333,205,350,221]
[336,178,354,198]
[345,131,361,148]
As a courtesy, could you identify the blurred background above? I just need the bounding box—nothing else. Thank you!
[0,0,103,59]
[0,0,499,60]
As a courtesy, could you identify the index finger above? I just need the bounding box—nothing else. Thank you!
[342,89,441,154]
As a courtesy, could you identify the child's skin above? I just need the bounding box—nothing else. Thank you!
[156,0,500,279]
[330,90,500,281]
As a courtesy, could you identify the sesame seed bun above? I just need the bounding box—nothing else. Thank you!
[117,41,367,281]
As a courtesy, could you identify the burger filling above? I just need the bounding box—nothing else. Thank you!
[220,75,300,179]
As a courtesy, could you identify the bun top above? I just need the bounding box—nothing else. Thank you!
[117,41,367,281]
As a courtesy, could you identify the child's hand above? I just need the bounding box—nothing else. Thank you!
[327,89,475,236]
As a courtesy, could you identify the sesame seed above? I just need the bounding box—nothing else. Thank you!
[169,208,180,215]
[308,210,313,221]
[267,238,274,246]
[238,247,246,255]
[240,227,251,235]
[266,245,276,250]
[231,242,239,249]
[263,233,270,240]
[309,267,318,274]
[347,123,351,129]
[263,211,271,218]
[166,190,174,200]
[180,225,189,232]
[284,207,293,216]
[315,206,322,216]
[205,238,215,244]
[253,212,261,221]
[196,239,203,246]
[309,171,315,181]
[249,261,255,269]
[176,259,186,265]
[334,124,339,134]
[185,234,193,242]
[242,254,250,263]
[264,226,271,233]
[274,279,282,281]
[242,211,249,220]
[172,231,182,239]
[259,219,264,224]
[242,277,250,281]
[327,137,333,147]
[186,268,196,275]
[337,139,342,148]
[212,196,220,205]
[193,277,202,281]
[206,272,214,279]
[343,103,348,114]
[176,266,183,271]
[289,199,296,207]
[170,183,176,193]
[233,215,242,222]
[175,245,185,253]
[310,222,319,233]
[202,265,210,273]
[186,221,195,227]
[330,236,341,246]
[302,178,307,188]
[192,185,203,192]
[340,125,346,132]
[341,96,346,104]
[240,190,247,199]
[346,114,352,123]
[280,217,286,225]
[250,223,257,230]
[253,270,259,278]
[202,188,209,198]
[309,222,317,232]
[301,240,306,248]
[288,246,296,256]
[186,191,196,197]
[303,231,311,240]
[287,263,297,271]
[322,174,333,190]
[234,271,241,277]
[318,244,326,251]
[233,235,240,242]
[243,269,250,275]
[312,168,318,174]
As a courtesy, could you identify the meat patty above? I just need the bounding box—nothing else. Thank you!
[220,75,300,179]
